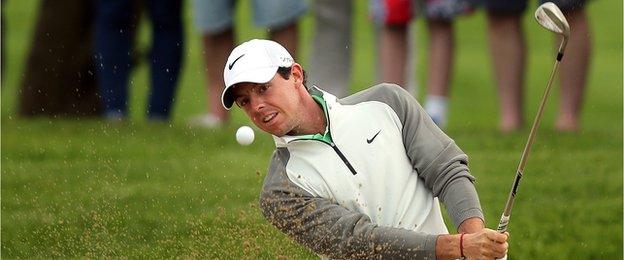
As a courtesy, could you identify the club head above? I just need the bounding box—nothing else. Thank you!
[535,2,570,38]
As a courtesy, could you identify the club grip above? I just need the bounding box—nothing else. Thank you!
[497,214,510,233]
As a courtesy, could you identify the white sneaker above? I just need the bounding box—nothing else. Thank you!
[188,113,224,128]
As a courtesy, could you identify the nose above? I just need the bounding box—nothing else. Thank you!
[249,94,266,112]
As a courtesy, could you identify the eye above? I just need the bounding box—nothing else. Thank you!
[258,84,269,94]
[235,97,249,108]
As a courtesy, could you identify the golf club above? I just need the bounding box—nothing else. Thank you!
[496,2,570,233]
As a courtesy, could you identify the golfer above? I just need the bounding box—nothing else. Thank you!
[221,39,508,259]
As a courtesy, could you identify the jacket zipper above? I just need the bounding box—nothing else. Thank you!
[293,139,358,175]
[329,142,358,175]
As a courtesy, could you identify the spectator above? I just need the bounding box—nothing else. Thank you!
[188,0,307,128]
[94,0,184,121]
[483,0,591,132]
[371,0,475,128]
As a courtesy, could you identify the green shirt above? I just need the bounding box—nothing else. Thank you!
[296,92,333,143]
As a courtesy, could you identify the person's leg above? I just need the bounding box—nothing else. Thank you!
[424,18,453,127]
[203,30,235,123]
[188,0,235,127]
[253,0,308,60]
[486,11,525,132]
[94,0,134,119]
[308,0,352,97]
[379,24,409,87]
[556,8,591,131]
[145,0,183,120]
[421,0,476,128]
[269,23,298,60]
[370,0,412,88]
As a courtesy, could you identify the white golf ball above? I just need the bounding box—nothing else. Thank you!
[236,126,255,146]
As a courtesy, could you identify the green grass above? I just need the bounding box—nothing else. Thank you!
[2,0,622,258]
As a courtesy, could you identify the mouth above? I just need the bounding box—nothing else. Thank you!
[261,112,278,124]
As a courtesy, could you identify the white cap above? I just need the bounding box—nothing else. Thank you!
[221,39,294,109]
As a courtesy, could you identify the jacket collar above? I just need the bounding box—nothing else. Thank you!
[273,86,339,147]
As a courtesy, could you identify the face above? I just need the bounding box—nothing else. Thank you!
[231,64,306,136]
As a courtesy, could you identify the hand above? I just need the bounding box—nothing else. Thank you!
[462,229,509,259]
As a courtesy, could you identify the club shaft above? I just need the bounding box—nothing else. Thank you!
[496,54,562,233]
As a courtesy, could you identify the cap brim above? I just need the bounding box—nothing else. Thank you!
[221,66,278,110]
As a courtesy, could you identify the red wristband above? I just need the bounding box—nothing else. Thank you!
[460,233,465,258]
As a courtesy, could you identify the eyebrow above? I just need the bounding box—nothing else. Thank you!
[233,83,270,100]
[256,82,270,88]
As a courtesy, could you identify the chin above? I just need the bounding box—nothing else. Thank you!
[255,124,280,137]
[258,118,289,137]
[269,128,288,137]
[267,124,293,137]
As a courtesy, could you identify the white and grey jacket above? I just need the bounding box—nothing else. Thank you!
[260,84,484,259]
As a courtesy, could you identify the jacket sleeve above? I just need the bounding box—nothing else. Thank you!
[342,83,484,229]
[260,148,439,259]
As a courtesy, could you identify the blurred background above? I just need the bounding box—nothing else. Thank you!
[1,0,622,258]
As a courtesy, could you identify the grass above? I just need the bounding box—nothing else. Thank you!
[2,0,622,258]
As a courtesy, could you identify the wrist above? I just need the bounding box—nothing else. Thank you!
[435,234,463,260]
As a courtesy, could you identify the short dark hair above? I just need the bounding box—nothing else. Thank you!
[277,67,307,87]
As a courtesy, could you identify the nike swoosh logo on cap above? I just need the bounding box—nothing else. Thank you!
[228,54,245,70]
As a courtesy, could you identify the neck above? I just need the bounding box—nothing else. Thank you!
[288,95,327,136]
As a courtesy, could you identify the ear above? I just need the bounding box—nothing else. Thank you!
[291,63,304,86]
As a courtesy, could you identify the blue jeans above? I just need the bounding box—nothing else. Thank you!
[94,0,183,120]
[192,0,307,34]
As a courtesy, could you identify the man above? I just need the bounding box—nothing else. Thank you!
[221,39,508,259]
